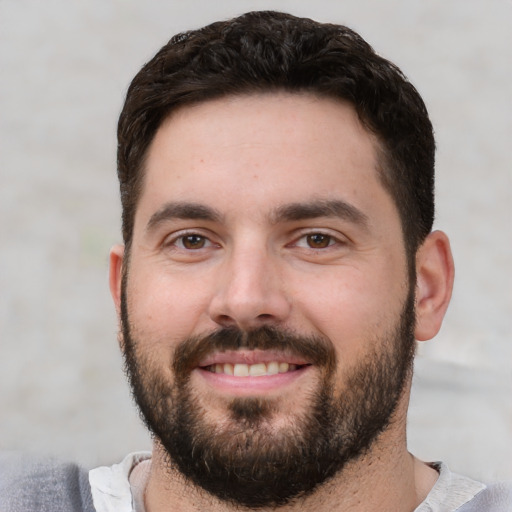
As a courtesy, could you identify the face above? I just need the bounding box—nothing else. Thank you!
[115,94,416,507]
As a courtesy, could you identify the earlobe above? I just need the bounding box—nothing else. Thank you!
[109,244,125,318]
[414,231,455,341]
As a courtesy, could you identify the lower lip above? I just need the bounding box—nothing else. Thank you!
[195,366,311,396]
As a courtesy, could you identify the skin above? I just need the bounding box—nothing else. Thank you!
[110,93,454,511]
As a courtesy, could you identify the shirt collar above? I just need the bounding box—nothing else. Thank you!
[89,451,151,512]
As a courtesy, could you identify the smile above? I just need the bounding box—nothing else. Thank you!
[195,350,313,395]
[203,362,308,377]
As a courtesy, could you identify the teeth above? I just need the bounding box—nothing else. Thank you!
[233,363,249,377]
[249,363,267,377]
[208,361,302,377]
[267,361,279,375]
[279,362,289,373]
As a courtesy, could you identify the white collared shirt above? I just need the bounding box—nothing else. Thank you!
[89,452,151,512]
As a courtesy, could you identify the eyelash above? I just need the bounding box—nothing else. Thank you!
[293,232,339,250]
[165,231,216,251]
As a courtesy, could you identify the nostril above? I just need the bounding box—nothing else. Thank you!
[214,314,237,327]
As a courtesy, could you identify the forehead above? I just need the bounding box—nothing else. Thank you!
[138,93,395,227]
[153,93,378,164]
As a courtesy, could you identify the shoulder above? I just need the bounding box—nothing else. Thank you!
[459,481,512,512]
[0,452,95,512]
[418,462,512,512]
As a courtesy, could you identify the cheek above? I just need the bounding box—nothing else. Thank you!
[126,266,213,345]
[289,263,408,354]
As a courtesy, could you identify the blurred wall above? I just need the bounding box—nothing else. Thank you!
[0,0,510,481]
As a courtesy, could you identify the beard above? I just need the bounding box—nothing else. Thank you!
[121,282,416,509]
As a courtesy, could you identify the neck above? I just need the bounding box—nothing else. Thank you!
[143,407,438,512]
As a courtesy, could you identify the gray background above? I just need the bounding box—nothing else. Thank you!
[0,0,510,482]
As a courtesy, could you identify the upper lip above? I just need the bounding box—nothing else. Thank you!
[197,349,310,367]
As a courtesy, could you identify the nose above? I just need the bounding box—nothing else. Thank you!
[208,244,292,330]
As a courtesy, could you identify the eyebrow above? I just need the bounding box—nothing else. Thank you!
[271,199,369,228]
[146,202,223,232]
[145,198,369,232]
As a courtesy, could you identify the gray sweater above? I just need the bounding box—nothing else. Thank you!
[0,452,95,512]
[457,482,512,512]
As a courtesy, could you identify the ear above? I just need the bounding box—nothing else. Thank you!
[414,231,454,341]
[109,243,125,324]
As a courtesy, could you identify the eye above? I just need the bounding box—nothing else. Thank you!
[304,233,334,249]
[173,234,213,250]
[293,232,336,249]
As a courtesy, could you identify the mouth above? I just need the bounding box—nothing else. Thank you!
[202,361,310,377]
[195,350,313,395]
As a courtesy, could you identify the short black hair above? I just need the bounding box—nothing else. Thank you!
[117,10,435,259]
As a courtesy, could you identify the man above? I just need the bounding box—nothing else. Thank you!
[1,10,510,512]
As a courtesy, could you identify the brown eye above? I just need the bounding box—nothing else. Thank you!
[181,234,207,249]
[306,233,332,248]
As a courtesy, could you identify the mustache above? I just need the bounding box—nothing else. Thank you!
[172,325,336,380]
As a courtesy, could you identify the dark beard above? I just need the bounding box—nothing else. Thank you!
[121,283,416,509]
